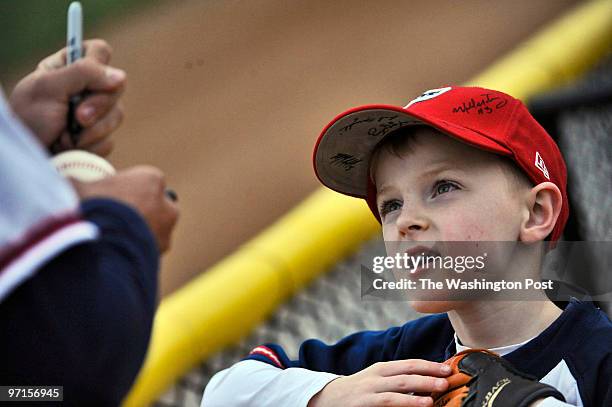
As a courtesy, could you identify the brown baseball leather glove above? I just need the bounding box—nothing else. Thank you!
[431,349,565,407]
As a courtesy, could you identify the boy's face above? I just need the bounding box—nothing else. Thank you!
[372,127,530,312]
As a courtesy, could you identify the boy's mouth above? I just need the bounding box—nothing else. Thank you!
[403,245,442,276]
[404,245,440,257]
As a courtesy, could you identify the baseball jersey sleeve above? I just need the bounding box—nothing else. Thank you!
[0,198,159,406]
[202,314,453,405]
[201,360,339,407]
[246,313,451,374]
[200,328,406,406]
[246,327,404,374]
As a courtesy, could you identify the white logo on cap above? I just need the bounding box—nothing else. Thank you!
[535,151,550,180]
[404,87,452,108]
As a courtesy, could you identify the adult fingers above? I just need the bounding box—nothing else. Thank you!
[76,92,125,127]
[79,138,115,157]
[82,39,113,65]
[142,167,178,253]
[54,103,120,153]
[38,49,67,71]
[76,105,123,153]
[371,360,452,378]
[37,39,112,72]
[45,59,126,97]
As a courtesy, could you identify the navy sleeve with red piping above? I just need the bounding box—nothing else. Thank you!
[0,198,158,406]
[245,313,454,375]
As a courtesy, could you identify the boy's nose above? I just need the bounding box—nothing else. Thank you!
[396,211,430,237]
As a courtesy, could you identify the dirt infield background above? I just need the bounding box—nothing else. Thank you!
[30,0,580,295]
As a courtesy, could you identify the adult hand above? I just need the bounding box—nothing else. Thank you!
[308,359,451,407]
[72,166,179,253]
[9,39,126,156]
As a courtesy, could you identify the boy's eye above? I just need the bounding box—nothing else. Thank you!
[432,180,460,197]
[379,199,402,217]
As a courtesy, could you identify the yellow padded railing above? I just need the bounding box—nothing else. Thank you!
[468,0,612,98]
[125,188,380,406]
[124,1,612,405]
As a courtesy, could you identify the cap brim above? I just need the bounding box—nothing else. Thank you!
[313,104,513,197]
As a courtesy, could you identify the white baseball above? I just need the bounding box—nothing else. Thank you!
[52,150,116,182]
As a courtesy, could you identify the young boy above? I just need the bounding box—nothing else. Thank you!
[202,86,612,406]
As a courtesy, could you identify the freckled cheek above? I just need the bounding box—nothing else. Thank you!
[381,224,400,242]
[440,215,487,241]
[443,210,521,241]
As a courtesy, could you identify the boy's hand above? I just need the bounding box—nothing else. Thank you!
[72,166,179,253]
[9,39,126,156]
[430,349,564,407]
[308,359,451,407]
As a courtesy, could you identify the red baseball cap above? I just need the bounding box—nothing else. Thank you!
[313,86,569,242]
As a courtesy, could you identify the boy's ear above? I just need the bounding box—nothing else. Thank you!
[519,182,563,243]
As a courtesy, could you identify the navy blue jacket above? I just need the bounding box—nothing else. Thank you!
[247,300,612,406]
[0,198,158,406]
